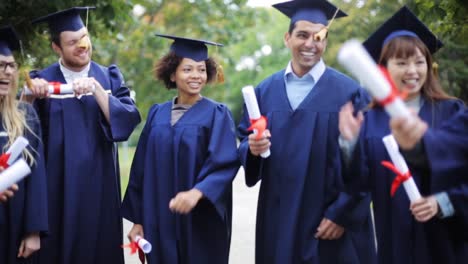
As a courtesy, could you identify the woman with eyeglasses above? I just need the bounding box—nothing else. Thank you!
[0,25,48,264]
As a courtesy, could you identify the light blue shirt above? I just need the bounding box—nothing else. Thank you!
[284,59,326,110]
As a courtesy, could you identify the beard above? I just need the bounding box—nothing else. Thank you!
[61,49,92,71]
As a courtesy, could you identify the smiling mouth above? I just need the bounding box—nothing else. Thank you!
[300,51,316,58]
[0,80,10,85]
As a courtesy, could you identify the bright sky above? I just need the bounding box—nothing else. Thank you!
[246,0,285,7]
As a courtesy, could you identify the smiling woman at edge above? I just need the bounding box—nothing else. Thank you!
[0,25,48,264]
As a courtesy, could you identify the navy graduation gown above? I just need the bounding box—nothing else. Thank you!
[423,108,468,242]
[237,68,376,264]
[122,98,239,264]
[30,62,141,264]
[0,102,48,264]
[348,98,467,264]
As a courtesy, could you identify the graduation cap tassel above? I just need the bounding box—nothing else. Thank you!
[216,63,225,84]
[313,8,340,42]
[432,62,439,79]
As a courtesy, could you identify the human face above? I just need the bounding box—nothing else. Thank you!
[171,58,207,104]
[0,54,18,96]
[284,20,327,77]
[54,27,92,71]
[387,47,427,101]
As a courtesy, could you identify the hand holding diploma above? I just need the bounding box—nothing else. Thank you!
[381,135,421,202]
[23,77,97,97]
[23,82,74,95]
[242,85,271,158]
[0,182,18,202]
[337,40,412,120]
[123,224,151,263]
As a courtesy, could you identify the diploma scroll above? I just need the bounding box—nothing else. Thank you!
[23,82,74,95]
[135,235,152,254]
[337,40,412,119]
[6,136,29,165]
[382,135,421,202]
[0,159,31,192]
[241,85,270,158]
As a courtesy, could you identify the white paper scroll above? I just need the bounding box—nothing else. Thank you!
[6,136,29,165]
[337,39,412,119]
[0,159,31,192]
[135,236,152,254]
[23,84,74,95]
[382,134,421,202]
[241,85,270,158]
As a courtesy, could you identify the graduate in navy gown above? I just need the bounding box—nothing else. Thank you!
[237,1,376,263]
[122,34,239,264]
[0,25,48,264]
[339,6,468,264]
[23,7,141,264]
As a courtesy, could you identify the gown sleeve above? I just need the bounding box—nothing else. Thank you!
[194,104,240,217]
[100,65,141,142]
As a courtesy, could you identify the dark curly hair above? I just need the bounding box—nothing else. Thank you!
[154,51,218,89]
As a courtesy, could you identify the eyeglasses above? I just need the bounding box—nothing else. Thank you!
[0,61,19,72]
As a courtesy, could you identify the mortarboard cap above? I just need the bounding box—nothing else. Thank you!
[363,6,443,62]
[32,7,95,35]
[273,0,347,26]
[155,34,223,62]
[0,25,20,56]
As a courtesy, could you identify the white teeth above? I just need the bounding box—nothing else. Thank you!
[188,83,200,88]
[301,52,315,56]
[404,79,418,85]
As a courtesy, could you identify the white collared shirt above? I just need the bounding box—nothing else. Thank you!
[59,59,91,84]
[283,59,326,110]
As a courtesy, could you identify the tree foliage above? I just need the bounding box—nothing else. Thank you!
[0,0,466,143]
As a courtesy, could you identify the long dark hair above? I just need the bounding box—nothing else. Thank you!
[379,36,454,101]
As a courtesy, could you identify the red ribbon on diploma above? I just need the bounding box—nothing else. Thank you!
[0,153,11,168]
[122,239,145,264]
[49,82,61,94]
[377,66,407,107]
[248,116,268,140]
[381,160,412,197]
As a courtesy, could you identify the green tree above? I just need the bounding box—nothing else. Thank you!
[412,0,468,102]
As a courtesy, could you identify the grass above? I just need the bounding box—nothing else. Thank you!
[119,144,136,197]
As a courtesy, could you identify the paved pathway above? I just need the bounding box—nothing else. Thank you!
[123,168,259,264]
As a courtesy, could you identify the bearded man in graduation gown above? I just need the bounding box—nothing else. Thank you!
[237,0,376,263]
[23,7,141,264]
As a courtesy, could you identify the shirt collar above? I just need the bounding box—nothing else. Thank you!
[59,59,91,81]
[284,59,326,82]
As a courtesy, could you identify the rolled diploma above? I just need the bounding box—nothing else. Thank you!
[0,159,31,192]
[337,39,411,119]
[23,84,74,95]
[382,135,421,202]
[6,136,29,165]
[241,85,270,158]
[135,235,152,254]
